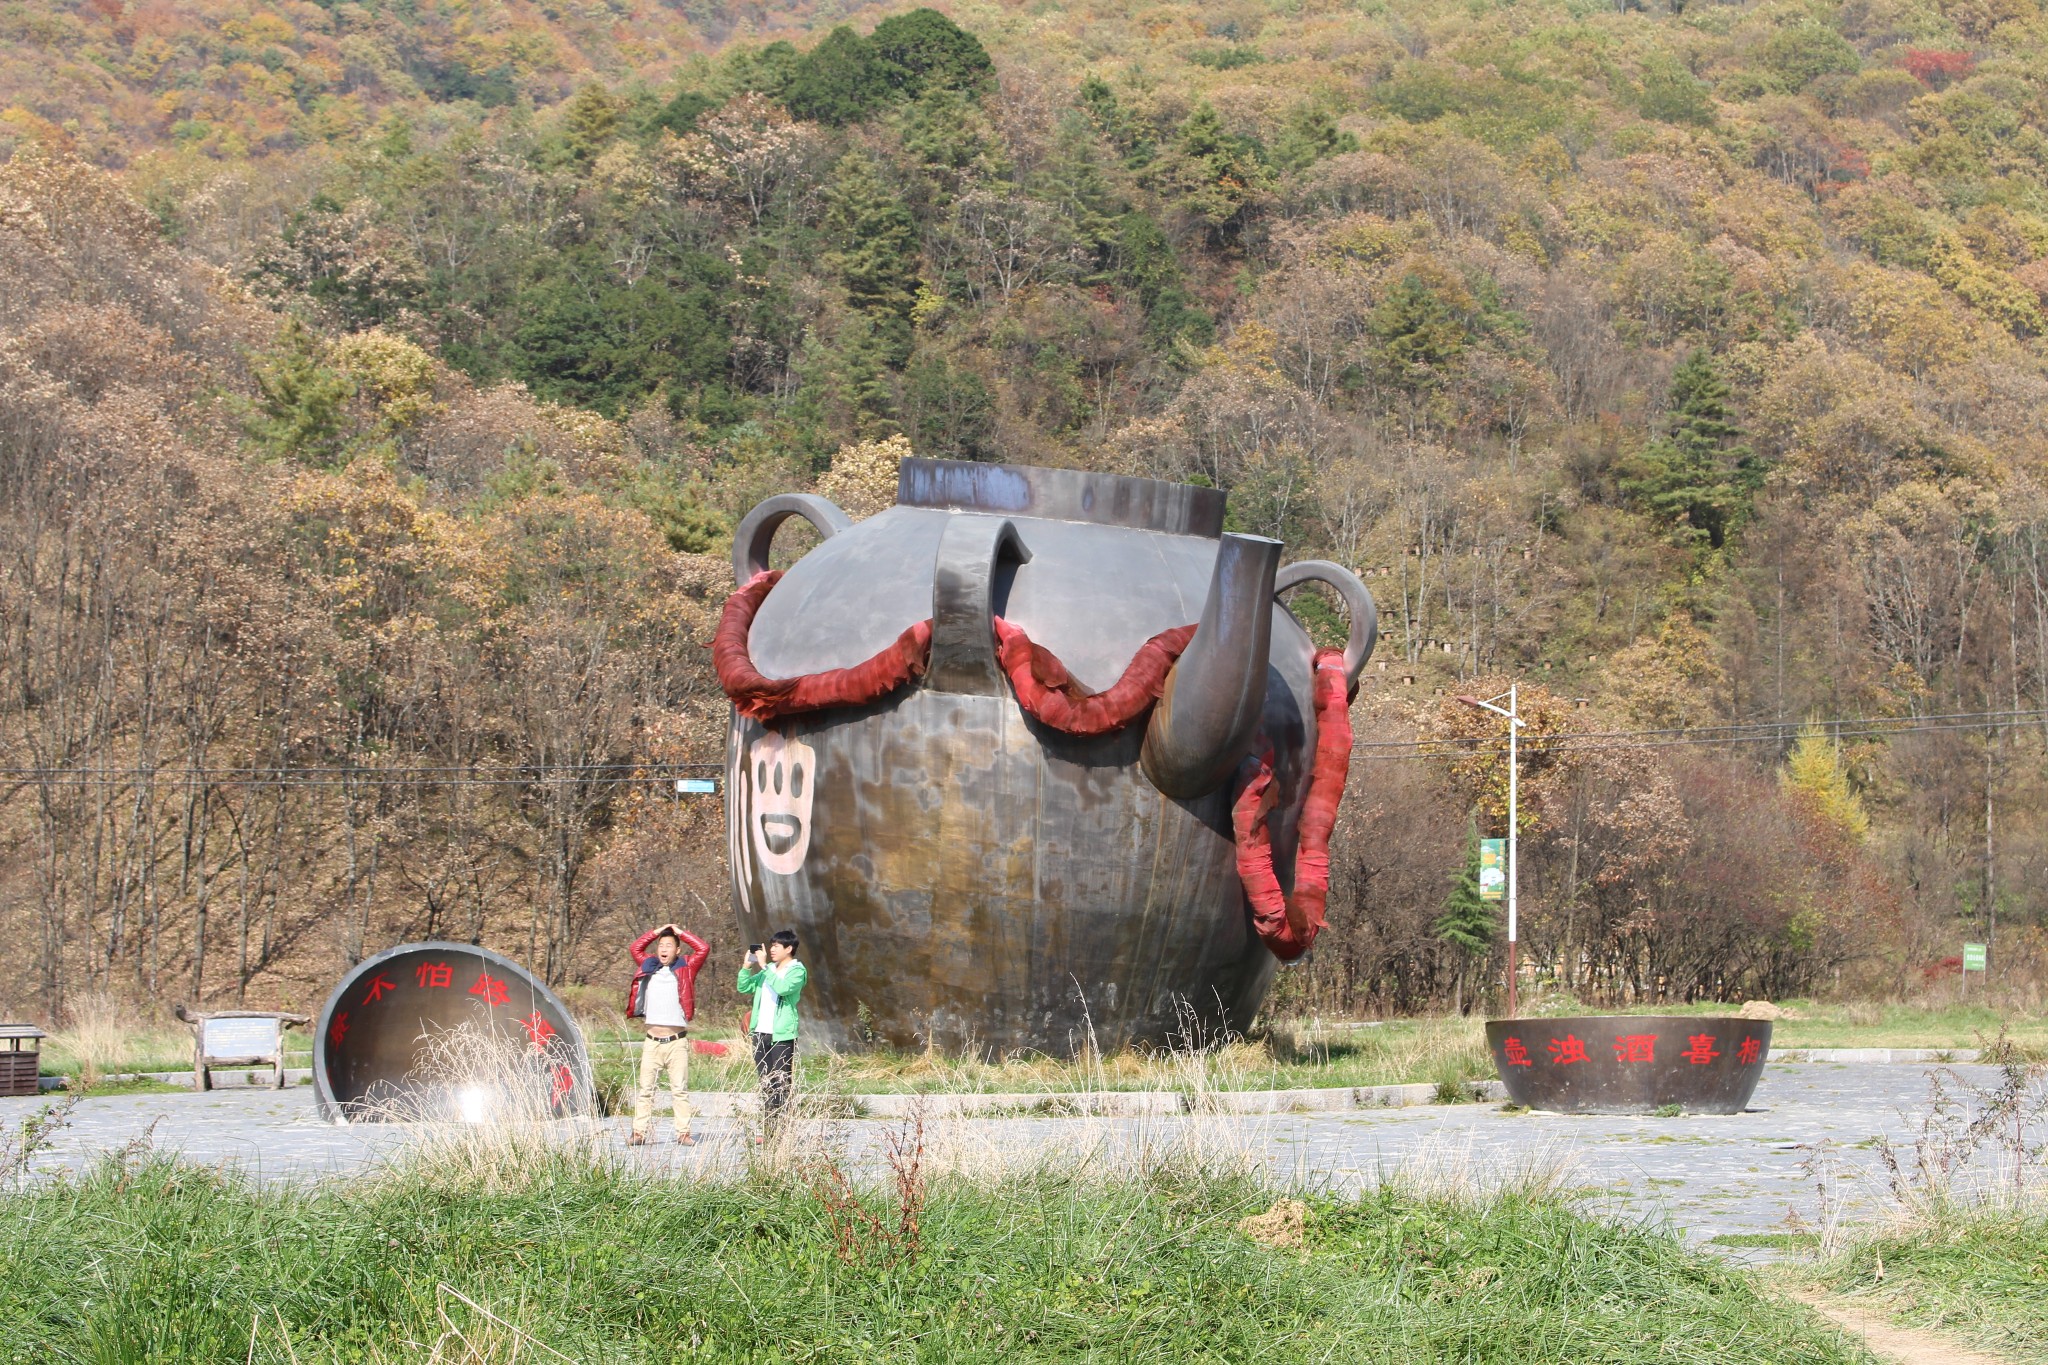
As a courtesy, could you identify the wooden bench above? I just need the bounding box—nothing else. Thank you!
[174,1007,310,1091]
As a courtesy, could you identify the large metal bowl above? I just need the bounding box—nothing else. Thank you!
[313,941,594,1123]
[1485,1015,1771,1115]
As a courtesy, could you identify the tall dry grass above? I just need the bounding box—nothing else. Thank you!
[43,990,185,1085]
[358,1022,611,1194]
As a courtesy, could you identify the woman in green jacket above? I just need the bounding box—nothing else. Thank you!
[737,930,806,1134]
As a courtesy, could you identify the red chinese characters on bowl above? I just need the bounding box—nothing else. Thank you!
[1485,1015,1771,1115]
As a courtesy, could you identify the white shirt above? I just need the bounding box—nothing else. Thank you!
[644,964,687,1028]
[750,963,783,1033]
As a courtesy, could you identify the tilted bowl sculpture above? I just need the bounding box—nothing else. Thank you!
[720,458,1376,1056]
[314,941,594,1123]
[1485,1015,1772,1114]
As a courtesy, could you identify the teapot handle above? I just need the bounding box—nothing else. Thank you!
[731,494,854,583]
[928,515,1031,696]
[1275,561,1378,697]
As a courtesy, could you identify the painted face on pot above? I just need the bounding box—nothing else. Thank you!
[749,728,815,876]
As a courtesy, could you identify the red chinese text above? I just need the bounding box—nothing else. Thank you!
[1501,1037,1534,1067]
[522,1012,557,1049]
[549,1065,575,1105]
[415,962,453,989]
[1682,1034,1721,1065]
[1547,1034,1590,1065]
[1737,1036,1762,1066]
[328,1012,348,1047]
[359,973,397,1005]
[1613,1034,1657,1063]
[469,972,509,1007]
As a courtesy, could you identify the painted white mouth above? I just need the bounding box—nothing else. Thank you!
[758,813,801,856]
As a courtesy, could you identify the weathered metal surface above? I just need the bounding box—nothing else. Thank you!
[1140,533,1281,799]
[897,458,1227,537]
[313,941,593,1123]
[726,460,1377,1056]
[1485,1015,1772,1114]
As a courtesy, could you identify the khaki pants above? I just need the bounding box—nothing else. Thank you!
[632,1034,692,1137]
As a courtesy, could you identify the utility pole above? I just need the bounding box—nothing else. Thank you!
[1458,685,1524,1018]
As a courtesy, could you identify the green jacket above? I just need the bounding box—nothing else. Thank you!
[736,960,807,1042]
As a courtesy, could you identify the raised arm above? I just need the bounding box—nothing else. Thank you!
[628,924,671,965]
[678,927,711,975]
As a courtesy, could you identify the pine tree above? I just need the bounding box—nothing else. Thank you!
[248,317,352,467]
[783,26,886,126]
[870,7,995,99]
[1621,348,1758,549]
[1435,816,1499,1015]
[1371,269,1468,392]
[1038,110,1124,263]
[823,149,920,365]
[1154,101,1271,244]
[562,83,619,166]
[1272,105,1358,175]
[1113,211,1213,350]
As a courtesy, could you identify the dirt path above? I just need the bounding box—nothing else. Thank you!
[1787,1289,2013,1365]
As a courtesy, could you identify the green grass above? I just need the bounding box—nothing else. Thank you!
[1710,1232,1818,1250]
[0,1150,1874,1364]
[1805,1206,2048,1364]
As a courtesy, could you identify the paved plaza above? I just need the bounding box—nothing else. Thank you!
[0,1061,2009,1263]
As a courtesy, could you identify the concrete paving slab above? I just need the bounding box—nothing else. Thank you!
[2,1061,2023,1267]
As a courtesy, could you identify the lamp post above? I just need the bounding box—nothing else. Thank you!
[1457,686,1524,1019]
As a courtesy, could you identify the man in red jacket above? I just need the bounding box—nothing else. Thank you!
[625,921,710,1146]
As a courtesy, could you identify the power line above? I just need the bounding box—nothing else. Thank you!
[0,762,725,789]
[0,707,2036,784]
[1352,706,2047,761]
[1349,705,2048,750]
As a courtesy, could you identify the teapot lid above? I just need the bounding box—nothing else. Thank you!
[896,459,1225,537]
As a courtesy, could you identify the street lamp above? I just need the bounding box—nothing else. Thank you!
[1457,685,1524,1019]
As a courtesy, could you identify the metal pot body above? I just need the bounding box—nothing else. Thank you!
[1484,1016,1772,1115]
[726,462,1341,1055]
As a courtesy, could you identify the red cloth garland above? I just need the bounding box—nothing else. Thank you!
[714,572,1352,960]
[1231,649,1353,962]
[714,572,934,723]
[713,571,1194,734]
[992,618,1196,736]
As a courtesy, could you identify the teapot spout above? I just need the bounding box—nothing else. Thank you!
[1140,533,1281,798]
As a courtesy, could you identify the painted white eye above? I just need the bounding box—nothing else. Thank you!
[791,765,805,798]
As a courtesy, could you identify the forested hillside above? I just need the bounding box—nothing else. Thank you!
[3,0,2047,1023]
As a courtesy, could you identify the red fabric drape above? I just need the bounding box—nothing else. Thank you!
[993,619,1196,736]
[1232,649,1353,962]
[713,571,1194,735]
[715,573,1355,961]
[714,572,934,723]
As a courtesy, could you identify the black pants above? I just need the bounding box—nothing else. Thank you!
[753,1032,794,1121]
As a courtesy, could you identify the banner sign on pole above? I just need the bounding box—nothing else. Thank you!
[1962,942,1987,972]
[1479,838,1505,903]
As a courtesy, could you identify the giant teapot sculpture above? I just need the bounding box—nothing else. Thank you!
[720,459,1375,1055]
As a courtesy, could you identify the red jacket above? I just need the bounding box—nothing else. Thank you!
[625,925,711,1023]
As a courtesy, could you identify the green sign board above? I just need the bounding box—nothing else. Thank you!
[1479,838,1506,902]
[1962,942,1988,972]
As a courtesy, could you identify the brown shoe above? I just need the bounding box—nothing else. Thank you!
[628,1133,647,1146]
[676,1133,696,1146]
